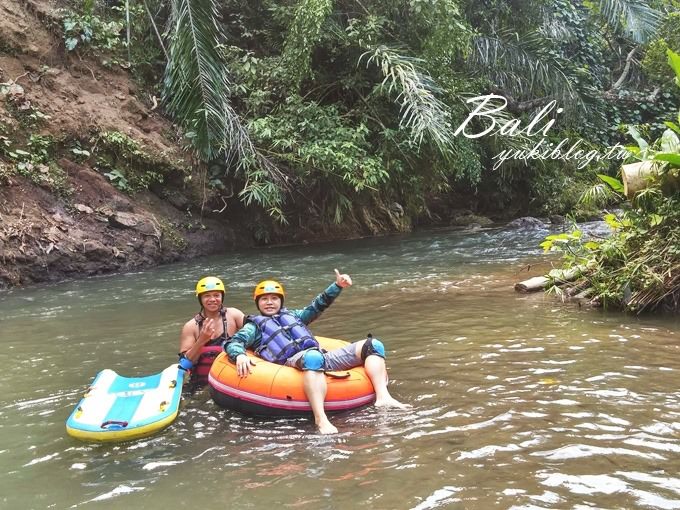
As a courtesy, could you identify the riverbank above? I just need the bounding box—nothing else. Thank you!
[0,1,239,287]
[0,0,579,290]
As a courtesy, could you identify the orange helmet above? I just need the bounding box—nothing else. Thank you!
[253,280,285,302]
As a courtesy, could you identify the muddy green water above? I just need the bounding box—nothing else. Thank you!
[1,225,679,509]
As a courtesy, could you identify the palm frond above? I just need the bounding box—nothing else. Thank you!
[579,182,617,207]
[163,0,246,161]
[596,0,661,43]
[163,0,289,220]
[470,29,584,115]
[238,166,289,224]
[360,45,454,156]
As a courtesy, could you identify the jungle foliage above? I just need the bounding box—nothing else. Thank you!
[542,49,680,314]
[51,0,679,227]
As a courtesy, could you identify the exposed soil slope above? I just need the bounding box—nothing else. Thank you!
[0,0,246,288]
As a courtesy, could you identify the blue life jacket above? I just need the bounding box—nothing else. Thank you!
[249,308,320,364]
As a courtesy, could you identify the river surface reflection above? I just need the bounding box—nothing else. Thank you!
[0,225,678,509]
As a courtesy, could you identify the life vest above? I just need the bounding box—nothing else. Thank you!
[191,308,230,386]
[249,308,320,364]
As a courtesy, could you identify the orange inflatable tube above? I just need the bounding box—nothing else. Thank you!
[208,337,376,417]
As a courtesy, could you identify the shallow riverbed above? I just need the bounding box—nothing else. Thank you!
[1,225,678,509]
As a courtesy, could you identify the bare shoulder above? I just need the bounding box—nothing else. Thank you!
[179,318,199,341]
[226,307,246,327]
[181,317,198,332]
[179,318,199,352]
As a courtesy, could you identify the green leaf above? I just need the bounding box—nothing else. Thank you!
[664,121,680,135]
[65,38,79,51]
[653,153,680,166]
[584,241,600,250]
[650,214,664,226]
[597,174,624,193]
[668,49,680,85]
[545,233,571,241]
[659,129,680,154]
[604,213,622,229]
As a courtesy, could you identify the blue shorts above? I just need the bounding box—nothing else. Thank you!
[285,342,361,371]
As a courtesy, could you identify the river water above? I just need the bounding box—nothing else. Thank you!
[1,225,679,509]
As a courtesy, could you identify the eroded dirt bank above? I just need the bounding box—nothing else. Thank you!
[0,0,269,288]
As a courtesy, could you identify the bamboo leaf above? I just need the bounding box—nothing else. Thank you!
[597,174,624,193]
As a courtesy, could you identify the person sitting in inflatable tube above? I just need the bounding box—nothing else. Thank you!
[225,269,410,434]
[179,276,245,391]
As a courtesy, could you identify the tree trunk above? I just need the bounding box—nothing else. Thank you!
[514,265,586,293]
[514,276,549,292]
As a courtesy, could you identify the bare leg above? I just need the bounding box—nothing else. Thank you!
[303,370,338,434]
[354,340,410,409]
[364,355,411,408]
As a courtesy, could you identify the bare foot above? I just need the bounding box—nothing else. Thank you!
[316,419,339,435]
[374,396,411,409]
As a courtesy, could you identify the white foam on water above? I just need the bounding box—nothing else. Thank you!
[532,444,665,461]
[457,443,521,460]
[411,486,462,510]
[23,453,59,466]
[540,473,626,494]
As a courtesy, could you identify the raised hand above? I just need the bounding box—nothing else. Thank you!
[199,318,217,344]
[334,268,353,288]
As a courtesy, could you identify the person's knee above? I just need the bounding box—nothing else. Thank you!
[361,337,385,360]
[301,349,325,371]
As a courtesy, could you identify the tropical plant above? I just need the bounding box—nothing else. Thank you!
[162,0,288,218]
[43,0,677,233]
[163,0,247,162]
[360,46,455,156]
[542,49,680,313]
